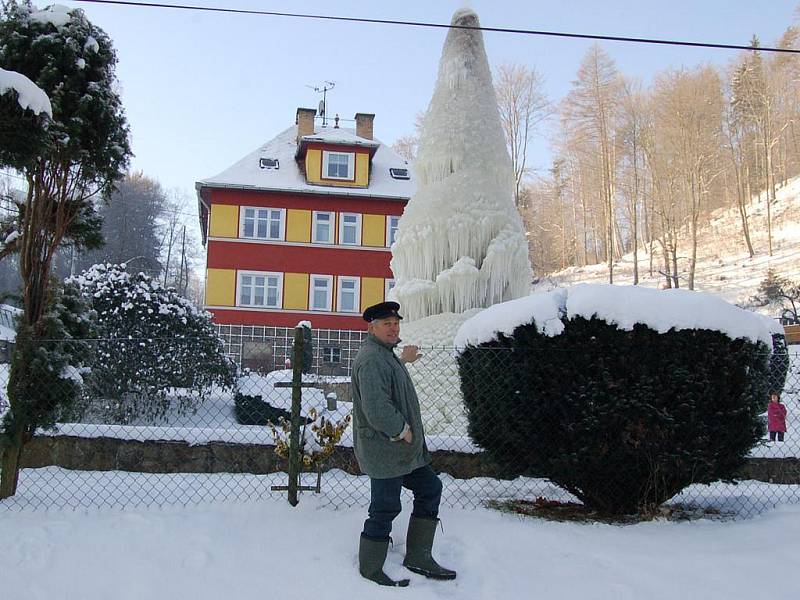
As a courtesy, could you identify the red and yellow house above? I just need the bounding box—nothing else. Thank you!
[196,108,413,369]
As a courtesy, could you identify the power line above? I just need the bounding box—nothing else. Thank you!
[72,0,800,54]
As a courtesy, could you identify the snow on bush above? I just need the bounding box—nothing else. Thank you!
[69,263,235,423]
[456,284,772,515]
[0,66,52,116]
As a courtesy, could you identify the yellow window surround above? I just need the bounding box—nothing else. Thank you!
[205,268,236,306]
[208,205,239,238]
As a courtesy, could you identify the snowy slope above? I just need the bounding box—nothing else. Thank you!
[535,177,800,313]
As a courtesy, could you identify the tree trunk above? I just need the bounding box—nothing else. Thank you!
[658,238,671,288]
[689,213,698,290]
[730,149,755,258]
[764,126,774,257]
[631,153,640,285]
[0,424,25,499]
[671,240,680,289]
[688,171,701,291]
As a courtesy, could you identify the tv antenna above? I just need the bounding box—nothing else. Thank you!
[307,81,335,126]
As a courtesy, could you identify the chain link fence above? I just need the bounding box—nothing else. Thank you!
[0,332,798,517]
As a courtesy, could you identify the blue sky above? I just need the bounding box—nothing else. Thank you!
[58,0,799,199]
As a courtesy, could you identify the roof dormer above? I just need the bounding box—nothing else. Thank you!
[295,110,380,189]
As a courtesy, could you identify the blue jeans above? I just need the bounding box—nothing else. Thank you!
[362,464,443,540]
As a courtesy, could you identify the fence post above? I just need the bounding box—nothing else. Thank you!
[287,325,304,507]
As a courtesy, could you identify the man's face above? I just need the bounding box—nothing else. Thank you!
[369,316,401,345]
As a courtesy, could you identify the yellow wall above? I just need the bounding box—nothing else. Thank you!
[209,204,239,238]
[362,214,385,247]
[306,150,322,185]
[305,149,369,188]
[205,268,236,306]
[283,272,309,310]
[355,153,369,186]
[286,209,311,243]
[361,277,385,312]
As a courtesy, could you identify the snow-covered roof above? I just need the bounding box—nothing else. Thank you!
[300,128,380,149]
[197,125,414,201]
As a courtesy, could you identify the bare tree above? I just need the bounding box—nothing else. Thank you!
[732,38,780,256]
[494,63,551,207]
[722,76,756,257]
[657,67,724,289]
[391,112,425,162]
[562,45,623,283]
[617,79,648,284]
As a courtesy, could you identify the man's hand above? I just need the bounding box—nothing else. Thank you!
[400,344,422,364]
[402,428,413,444]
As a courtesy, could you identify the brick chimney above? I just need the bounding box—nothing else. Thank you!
[296,107,316,142]
[355,112,375,140]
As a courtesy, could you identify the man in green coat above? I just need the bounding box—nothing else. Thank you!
[352,301,457,587]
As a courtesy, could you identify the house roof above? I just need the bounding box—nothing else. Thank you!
[299,127,381,149]
[196,125,414,201]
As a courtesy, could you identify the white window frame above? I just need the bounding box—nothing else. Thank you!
[237,270,283,308]
[337,276,361,313]
[322,346,342,364]
[338,212,362,246]
[385,278,396,301]
[322,151,355,181]
[239,207,286,241]
[309,274,334,311]
[386,215,400,247]
[312,211,335,244]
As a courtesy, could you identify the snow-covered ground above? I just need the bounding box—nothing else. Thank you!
[536,176,800,312]
[2,469,800,600]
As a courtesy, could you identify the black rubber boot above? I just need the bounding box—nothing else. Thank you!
[359,534,410,587]
[403,516,457,580]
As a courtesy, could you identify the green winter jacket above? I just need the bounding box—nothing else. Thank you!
[351,334,430,479]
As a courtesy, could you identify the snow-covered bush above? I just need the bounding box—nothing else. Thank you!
[456,285,772,515]
[2,280,95,441]
[70,264,235,423]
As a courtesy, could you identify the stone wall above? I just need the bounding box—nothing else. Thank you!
[20,436,800,484]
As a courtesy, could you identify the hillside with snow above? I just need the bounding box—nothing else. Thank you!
[534,177,800,315]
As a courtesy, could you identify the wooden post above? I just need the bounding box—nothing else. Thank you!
[287,326,304,507]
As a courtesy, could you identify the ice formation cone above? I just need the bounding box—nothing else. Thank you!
[390,8,532,321]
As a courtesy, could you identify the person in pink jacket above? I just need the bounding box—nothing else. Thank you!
[768,392,787,442]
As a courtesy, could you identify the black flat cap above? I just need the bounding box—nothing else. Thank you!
[363,301,403,322]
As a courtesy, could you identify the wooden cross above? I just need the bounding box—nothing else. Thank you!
[270,325,318,505]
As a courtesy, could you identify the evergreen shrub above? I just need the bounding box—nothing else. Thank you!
[71,264,236,423]
[2,280,96,444]
[457,315,770,515]
[768,332,789,398]
[233,392,293,426]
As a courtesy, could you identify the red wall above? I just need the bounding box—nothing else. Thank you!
[208,188,404,216]
[210,307,368,330]
[207,241,393,278]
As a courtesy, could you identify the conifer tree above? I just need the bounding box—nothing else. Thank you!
[0,3,130,498]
